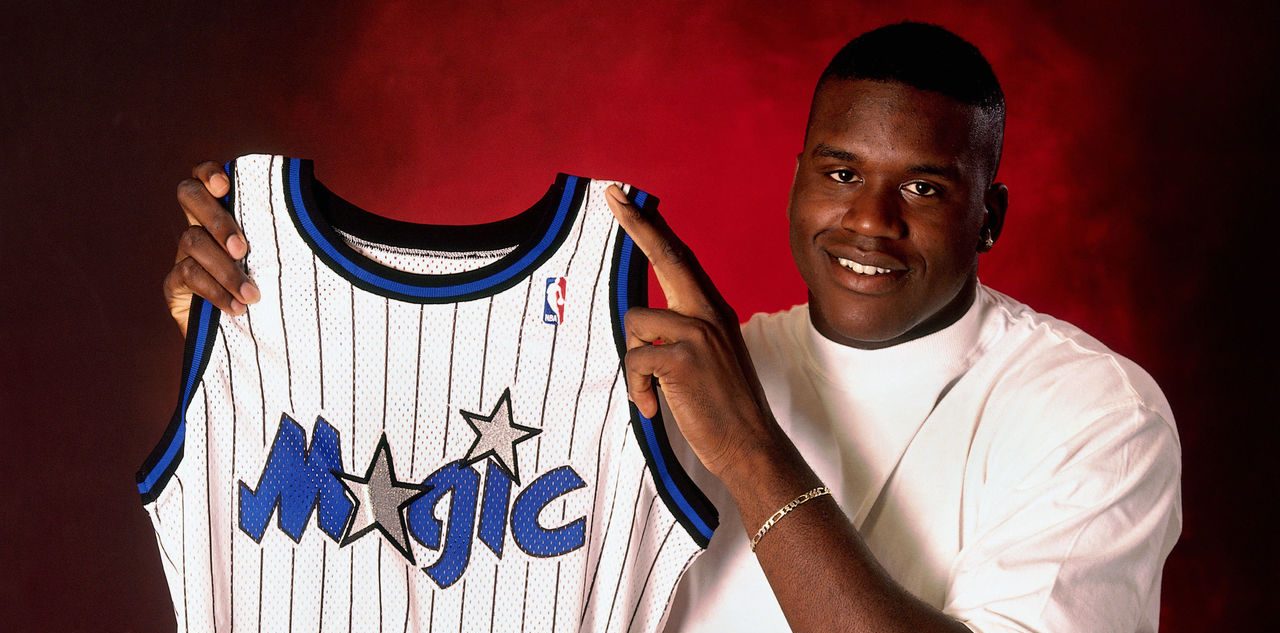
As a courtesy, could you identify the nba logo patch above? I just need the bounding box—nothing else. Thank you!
[544,277,567,324]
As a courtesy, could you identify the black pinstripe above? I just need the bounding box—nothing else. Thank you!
[551,558,562,631]
[512,276,534,386]
[379,541,384,632]
[269,155,297,633]
[314,256,326,411]
[318,546,327,633]
[176,474,188,633]
[380,297,389,632]
[409,306,424,478]
[480,296,493,402]
[519,570,529,633]
[382,298,389,432]
[288,552,296,632]
[314,255,326,632]
[257,550,264,633]
[219,334,236,633]
[534,324,559,476]
[406,304,424,633]
[203,383,218,632]
[488,564,499,633]
[402,567,412,633]
[442,304,458,460]
[457,580,467,633]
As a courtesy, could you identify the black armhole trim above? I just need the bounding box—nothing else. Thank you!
[609,187,719,548]
[135,161,233,503]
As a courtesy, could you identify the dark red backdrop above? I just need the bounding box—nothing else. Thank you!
[3,1,1274,630]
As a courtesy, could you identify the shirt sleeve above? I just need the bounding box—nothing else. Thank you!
[942,402,1182,633]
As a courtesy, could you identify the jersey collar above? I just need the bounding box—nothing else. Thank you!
[283,157,588,303]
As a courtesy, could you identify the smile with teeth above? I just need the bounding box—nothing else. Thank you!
[836,257,894,275]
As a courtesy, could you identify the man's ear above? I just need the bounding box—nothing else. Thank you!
[983,182,1009,243]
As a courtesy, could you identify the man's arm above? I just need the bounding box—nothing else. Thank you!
[604,186,971,633]
[944,403,1182,633]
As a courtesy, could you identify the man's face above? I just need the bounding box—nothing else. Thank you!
[788,78,1004,349]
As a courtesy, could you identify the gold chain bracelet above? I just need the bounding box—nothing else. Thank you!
[749,486,831,552]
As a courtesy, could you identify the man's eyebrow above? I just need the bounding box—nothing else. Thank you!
[812,144,961,180]
[905,163,961,179]
[812,144,858,162]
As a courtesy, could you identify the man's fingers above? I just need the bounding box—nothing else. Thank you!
[624,306,709,351]
[165,256,245,324]
[180,161,248,260]
[175,225,259,305]
[624,343,673,419]
[624,307,713,419]
[193,160,230,198]
[604,185,721,320]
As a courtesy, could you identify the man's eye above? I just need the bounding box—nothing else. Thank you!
[827,170,857,183]
[904,181,939,196]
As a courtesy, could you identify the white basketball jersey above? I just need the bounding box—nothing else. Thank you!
[136,154,718,632]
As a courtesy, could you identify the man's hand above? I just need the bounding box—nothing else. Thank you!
[164,161,259,336]
[603,184,782,481]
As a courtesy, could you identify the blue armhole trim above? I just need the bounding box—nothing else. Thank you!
[134,160,234,503]
[609,186,718,547]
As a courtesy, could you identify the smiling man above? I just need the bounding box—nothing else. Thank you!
[161,21,1180,633]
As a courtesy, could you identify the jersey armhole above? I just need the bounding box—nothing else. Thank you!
[134,161,234,504]
[608,185,719,548]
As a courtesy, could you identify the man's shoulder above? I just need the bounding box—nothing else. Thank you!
[974,285,1178,451]
[739,303,808,359]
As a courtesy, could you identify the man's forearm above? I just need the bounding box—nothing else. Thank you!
[720,422,971,633]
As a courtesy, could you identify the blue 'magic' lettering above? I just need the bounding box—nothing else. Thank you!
[238,414,351,543]
[511,465,587,557]
[478,461,512,557]
[406,462,480,588]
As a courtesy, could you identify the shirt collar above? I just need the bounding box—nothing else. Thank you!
[797,283,992,399]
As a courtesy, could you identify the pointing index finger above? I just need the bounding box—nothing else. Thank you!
[604,184,720,319]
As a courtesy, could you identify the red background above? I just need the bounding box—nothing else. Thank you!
[2,1,1274,630]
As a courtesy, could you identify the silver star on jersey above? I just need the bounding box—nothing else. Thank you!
[335,435,430,564]
[461,387,542,485]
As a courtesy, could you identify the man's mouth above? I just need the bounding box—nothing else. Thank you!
[824,251,908,295]
[835,257,894,276]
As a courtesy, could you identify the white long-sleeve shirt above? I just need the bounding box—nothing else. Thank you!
[663,282,1182,633]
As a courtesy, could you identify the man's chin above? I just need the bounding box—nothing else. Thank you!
[809,302,913,350]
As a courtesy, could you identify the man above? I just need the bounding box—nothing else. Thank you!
[161,22,1180,632]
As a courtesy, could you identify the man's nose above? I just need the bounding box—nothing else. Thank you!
[840,185,905,240]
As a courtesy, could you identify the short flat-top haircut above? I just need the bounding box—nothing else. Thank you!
[808,21,1006,180]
